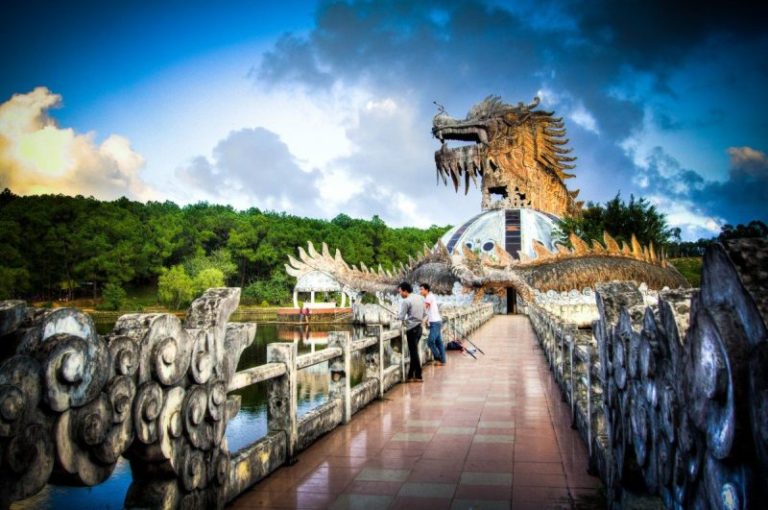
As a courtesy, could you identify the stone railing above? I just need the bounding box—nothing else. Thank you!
[526,239,768,509]
[0,292,493,509]
[532,285,660,328]
[225,301,494,501]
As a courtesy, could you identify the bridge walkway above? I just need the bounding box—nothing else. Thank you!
[230,315,603,509]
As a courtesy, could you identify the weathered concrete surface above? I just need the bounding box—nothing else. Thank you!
[351,336,378,352]
[297,400,343,452]
[382,364,401,392]
[228,362,286,392]
[328,332,351,424]
[350,378,379,415]
[225,432,286,502]
[0,300,25,337]
[266,343,297,461]
[295,346,342,370]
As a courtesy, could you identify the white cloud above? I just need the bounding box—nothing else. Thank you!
[536,87,560,107]
[365,98,398,113]
[0,87,155,201]
[536,86,599,134]
[569,103,599,134]
[647,194,722,238]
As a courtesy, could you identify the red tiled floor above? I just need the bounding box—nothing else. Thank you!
[454,484,512,500]
[344,480,404,495]
[407,459,464,483]
[229,316,602,509]
[389,496,452,510]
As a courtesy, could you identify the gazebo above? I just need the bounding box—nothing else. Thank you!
[292,270,351,309]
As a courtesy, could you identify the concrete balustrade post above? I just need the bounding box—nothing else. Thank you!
[267,342,298,462]
[328,331,351,424]
[584,344,593,457]
[400,324,407,381]
[377,326,385,398]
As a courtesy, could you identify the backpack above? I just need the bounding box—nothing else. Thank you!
[446,340,463,350]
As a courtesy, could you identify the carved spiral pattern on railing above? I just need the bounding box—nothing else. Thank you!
[526,239,766,509]
[593,240,767,509]
[0,288,255,508]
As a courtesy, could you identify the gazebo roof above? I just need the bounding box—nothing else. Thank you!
[294,270,342,292]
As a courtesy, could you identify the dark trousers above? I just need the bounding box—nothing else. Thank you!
[406,325,423,379]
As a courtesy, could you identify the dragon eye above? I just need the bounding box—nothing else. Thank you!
[482,240,495,252]
[464,241,474,250]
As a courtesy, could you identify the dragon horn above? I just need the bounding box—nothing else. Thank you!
[436,239,449,257]
[532,240,554,260]
[603,231,621,254]
[287,254,303,269]
[462,244,479,262]
[569,233,589,255]
[307,241,320,259]
[285,264,302,278]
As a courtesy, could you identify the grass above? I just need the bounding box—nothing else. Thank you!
[670,257,703,287]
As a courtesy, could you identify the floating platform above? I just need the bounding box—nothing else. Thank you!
[277,307,351,315]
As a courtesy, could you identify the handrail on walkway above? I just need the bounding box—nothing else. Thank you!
[224,302,495,503]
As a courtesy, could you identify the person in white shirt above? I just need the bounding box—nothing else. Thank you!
[419,283,446,366]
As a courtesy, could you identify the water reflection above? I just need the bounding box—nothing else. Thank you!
[12,319,362,510]
[226,322,366,452]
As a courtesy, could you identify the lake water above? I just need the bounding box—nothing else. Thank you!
[12,320,364,510]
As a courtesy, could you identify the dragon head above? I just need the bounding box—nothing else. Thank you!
[432,95,582,218]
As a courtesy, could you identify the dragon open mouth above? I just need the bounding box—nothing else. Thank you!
[433,125,488,145]
[433,124,490,193]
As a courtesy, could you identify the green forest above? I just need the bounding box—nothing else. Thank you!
[0,189,449,307]
[2,189,764,308]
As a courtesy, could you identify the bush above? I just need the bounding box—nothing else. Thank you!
[100,281,126,311]
[192,268,225,296]
[184,249,237,280]
[244,274,291,306]
[158,265,194,310]
[0,266,29,300]
[670,258,703,287]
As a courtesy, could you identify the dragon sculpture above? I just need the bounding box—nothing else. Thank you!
[286,96,689,302]
[433,96,581,217]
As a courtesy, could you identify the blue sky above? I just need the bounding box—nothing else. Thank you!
[1,0,766,240]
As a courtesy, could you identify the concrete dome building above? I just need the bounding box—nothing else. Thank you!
[438,208,559,262]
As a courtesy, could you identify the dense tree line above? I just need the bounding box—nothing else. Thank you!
[556,194,767,257]
[3,189,764,304]
[0,189,450,304]
[556,194,675,250]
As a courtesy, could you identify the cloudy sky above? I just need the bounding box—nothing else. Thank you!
[1,0,766,239]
